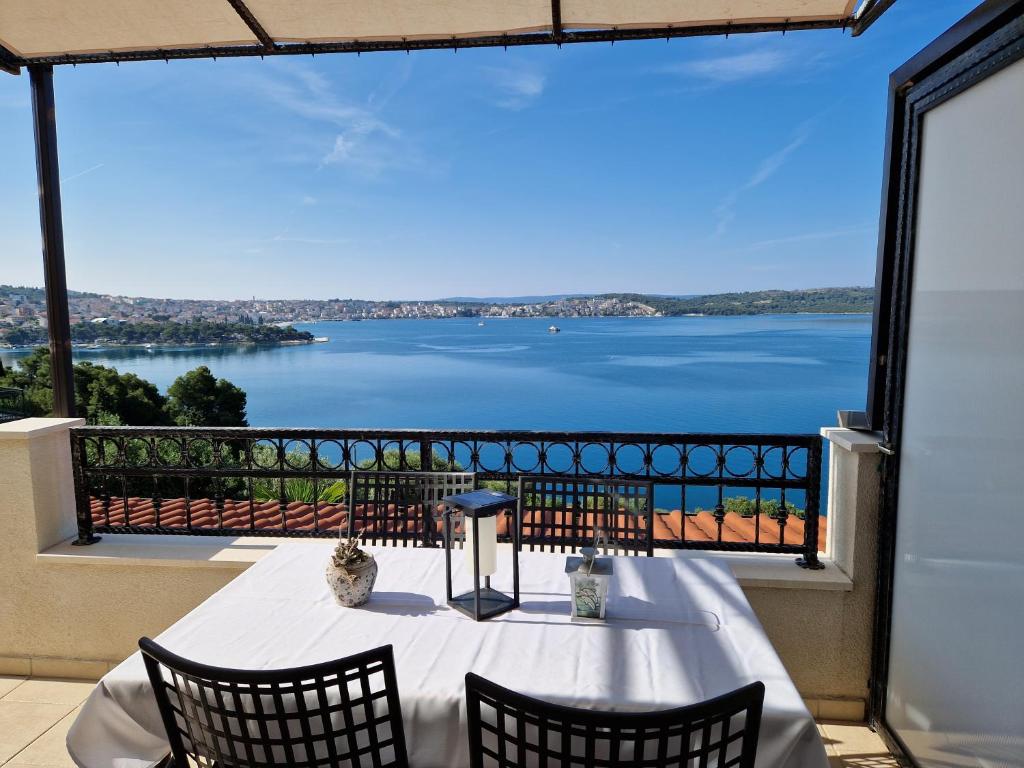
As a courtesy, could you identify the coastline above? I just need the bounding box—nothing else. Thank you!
[0,338,328,352]
[291,311,873,323]
[0,313,873,353]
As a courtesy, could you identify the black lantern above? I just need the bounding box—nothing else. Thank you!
[442,489,519,621]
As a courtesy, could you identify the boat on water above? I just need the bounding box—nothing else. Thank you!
[548,325,561,334]
[477,321,485,327]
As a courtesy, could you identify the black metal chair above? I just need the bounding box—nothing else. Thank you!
[140,638,409,768]
[517,475,655,556]
[465,673,764,768]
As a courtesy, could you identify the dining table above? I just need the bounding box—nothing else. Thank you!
[66,542,828,768]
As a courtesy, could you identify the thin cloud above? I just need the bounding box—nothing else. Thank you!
[270,234,352,246]
[481,65,546,110]
[713,125,811,237]
[660,50,792,83]
[736,225,875,253]
[61,163,105,184]
[746,131,808,188]
[237,62,411,177]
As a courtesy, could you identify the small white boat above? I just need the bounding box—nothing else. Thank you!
[477,321,486,327]
[548,325,561,334]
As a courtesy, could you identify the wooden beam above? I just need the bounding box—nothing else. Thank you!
[551,0,563,42]
[225,0,277,50]
[29,65,76,418]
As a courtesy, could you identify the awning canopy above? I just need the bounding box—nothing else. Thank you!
[0,0,893,75]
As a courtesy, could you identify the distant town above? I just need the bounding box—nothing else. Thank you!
[0,285,873,348]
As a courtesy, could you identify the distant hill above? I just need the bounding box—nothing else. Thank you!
[436,293,699,304]
[600,287,874,316]
[0,284,100,299]
[436,294,589,305]
[438,287,874,315]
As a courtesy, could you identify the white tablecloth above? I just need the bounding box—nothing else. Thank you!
[67,543,827,768]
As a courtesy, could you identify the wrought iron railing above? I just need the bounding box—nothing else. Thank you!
[0,387,27,423]
[70,426,824,567]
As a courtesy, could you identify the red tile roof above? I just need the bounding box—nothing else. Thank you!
[90,497,826,551]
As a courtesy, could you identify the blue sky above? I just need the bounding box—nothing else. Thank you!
[0,1,977,301]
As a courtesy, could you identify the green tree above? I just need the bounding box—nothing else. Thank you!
[357,449,509,493]
[694,495,805,519]
[74,362,169,426]
[357,448,456,472]
[250,446,348,504]
[165,365,248,427]
[0,348,251,428]
[0,348,169,425]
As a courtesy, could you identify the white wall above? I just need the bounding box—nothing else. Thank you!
[885,55,1024,767]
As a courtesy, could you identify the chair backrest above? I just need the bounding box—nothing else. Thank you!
[348,471,474,546]
[465,673,764,768]
[517,475,655,556]
[140,638,409,768]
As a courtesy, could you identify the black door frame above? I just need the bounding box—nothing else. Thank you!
[866,1,1024,764]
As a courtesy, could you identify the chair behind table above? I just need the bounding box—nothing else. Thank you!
[348,471,475,546]
[517,475,655,556]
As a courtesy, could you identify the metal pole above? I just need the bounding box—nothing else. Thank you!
[29,65,76,418]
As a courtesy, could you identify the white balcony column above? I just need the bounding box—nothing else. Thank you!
[0,418,83,557]
[0,418,83,674]
[0,417,239,678]
[820,427,884,582]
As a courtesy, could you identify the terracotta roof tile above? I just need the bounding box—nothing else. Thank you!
[90,496,826,551]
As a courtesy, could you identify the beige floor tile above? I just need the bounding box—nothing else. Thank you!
[5,706,81,767]
[0,676,28,698]
[817,722,838,757]
[828,755,900,767]
[820,722,898,767]
[0,701,75,763]
[1,679,95,707]
[822,723,890,752]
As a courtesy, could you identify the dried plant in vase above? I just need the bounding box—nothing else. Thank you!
[325,537,378,607]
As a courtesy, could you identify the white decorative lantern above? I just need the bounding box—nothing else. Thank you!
[566,546,613,622]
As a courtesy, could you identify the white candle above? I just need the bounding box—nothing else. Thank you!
[464,515,497,577]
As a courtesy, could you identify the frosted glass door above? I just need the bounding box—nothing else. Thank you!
[885,56,1024,766]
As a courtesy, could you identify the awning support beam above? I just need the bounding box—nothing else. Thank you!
[551,0,564,42]
[11,17,854,69]
[225,0,277,51]
[29,65,76,418]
